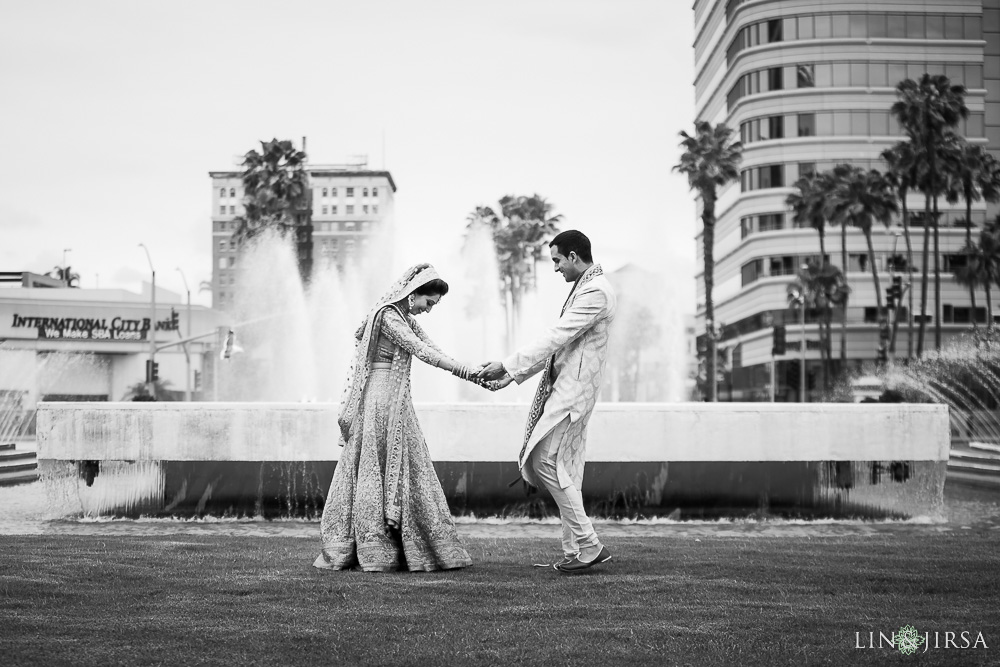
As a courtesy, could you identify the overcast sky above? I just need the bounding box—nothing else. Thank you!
[0,0,697,309]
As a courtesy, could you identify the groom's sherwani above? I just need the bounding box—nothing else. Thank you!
[502,264,616,489]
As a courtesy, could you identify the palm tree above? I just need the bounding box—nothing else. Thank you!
[822,164,860,365]
[787,258,848,391]
[787,170,832,263]
[954,228,1000,328]
[828,166,899,363]
[674,120,743,402]
[231,139,311,280]
[48,265,80,287]
[942,136,1000,324]
[465,194,562,346]
[891,74,969,353]
[881,141,922,357]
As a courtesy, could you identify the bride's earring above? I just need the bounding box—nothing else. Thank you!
[407,294,415,312]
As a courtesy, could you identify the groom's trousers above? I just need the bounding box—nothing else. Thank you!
[527,416,602,557]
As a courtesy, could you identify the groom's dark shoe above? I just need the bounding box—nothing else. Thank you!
[555,546,612,574]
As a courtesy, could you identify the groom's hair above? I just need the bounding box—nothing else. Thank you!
[550,230,593,263]
[413,279,450,296]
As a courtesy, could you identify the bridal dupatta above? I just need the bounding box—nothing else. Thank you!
[314,263,473,572]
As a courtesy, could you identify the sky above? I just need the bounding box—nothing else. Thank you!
[0,0,697,309]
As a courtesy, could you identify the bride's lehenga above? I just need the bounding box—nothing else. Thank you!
[314,266,473,572]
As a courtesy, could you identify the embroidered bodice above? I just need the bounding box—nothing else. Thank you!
[377,307,452,369]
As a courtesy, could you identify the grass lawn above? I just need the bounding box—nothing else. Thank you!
[1,531,999,666]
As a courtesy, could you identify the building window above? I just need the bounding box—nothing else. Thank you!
[798,113,816,137]
[363,187,369,197]
[218,258,226,269]
[219,241,226,252]
[331,188,338,197]
[372,187,378,197]
[759,213,784,232]
[346,205,354,215]
[228,257,236,268]
[346,187,354,197]
[322,206,328,215]
[373,204,379,214]
[331,205,338,215]
[220,188,226,198]
[230,188,236,197]
[767,18,783,43]
[229,206,235,214]
[229,240,235,251]
[767,115,784,139]
[220,206,226,215]
[322,188,328,197]
[363,205,369,214]
[798,163,816,178]
[741,259,763,286]
[767,67,783,91]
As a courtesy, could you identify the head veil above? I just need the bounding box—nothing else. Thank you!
[337,263,442,443]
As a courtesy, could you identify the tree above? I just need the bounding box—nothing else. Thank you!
[673,120,743,402]
[954,228,1000,328]
[231,139,312,282]
[787,258,848,390]
[891,74,969,353]
[941,135,1000,323]
[48,265,80,287]
[881,141,923,357]
[465,194,562,346]
[827,165,898,363]
[822,164,858,365]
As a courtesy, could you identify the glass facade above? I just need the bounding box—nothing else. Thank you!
[741,110,986,143]
[728,12,984,63]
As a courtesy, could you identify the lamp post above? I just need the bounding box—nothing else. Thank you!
[138,244,156,399]
[788,265,808,403]
[763,311,775,402]
[62,249,71,284]
[176,268,192,401]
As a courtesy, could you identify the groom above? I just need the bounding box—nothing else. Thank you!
[476,230,617,574]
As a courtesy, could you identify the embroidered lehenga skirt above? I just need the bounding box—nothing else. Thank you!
[313,369,472,572]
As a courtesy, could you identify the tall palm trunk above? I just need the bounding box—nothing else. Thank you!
[817,227,831,385]
[702,191,718,402]
[965,184,979,327]
[900,188,915,359]
[840,222,848,364]
[933,193,942,349]
[986,281,994,327]
[865,229,885,362]
[918,192,931,356]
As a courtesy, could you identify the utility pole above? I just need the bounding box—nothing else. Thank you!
[176,268,192,401]
[139,244,156,399]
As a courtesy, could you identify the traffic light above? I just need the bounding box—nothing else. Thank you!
[772,324,786,356]
[887,276,903,308]
[169,308,180,330]
[193,370,202,391]
[145,360,160,382]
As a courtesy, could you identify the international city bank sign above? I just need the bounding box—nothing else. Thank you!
[10,310,180,341]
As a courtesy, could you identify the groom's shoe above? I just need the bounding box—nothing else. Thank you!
[532,555,577,569]
[555,546,612,574]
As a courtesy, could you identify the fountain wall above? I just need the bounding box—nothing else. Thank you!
[37,402,950,520]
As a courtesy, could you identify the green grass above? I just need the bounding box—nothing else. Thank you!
[1,532,999,666]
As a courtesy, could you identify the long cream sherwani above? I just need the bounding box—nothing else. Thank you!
[502,264,617,492]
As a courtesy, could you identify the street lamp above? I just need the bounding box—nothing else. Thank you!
[788,264,809,403]
[138,244,156,399]
[176,268,192,401]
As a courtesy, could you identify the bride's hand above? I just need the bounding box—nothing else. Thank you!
[486,376,514,391]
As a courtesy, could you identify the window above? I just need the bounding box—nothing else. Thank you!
[851,110,870,135]
[965,64,983,88]
[332,205,338,215]
[871,111,890,135]
[322,206,328,214]
[833,111,851,135]
[798,163,816,178]
[965,15,981,40]
[888,14,906,38]
[767,67,783,91]
[346,205,354,215]
[373,204,379,214]
[322,188,328,197]
[850,63,867,85]
[869,14,888,38]
[815,62,832,87]
[331,187,338,197]
[869,62,888,87]
[906,14,924,39]
[814,14,832,38]
[363,187,369,197]
[346,187,354,197]
[741,259,763,286]
[229,188,235,197]
[944,14,964,39]
[797,64,815,88]
[798,113,816,137]
[228,257,236,268]
[768,115,784,139]
[741,217,753,238]
[218,257,226,269]
[849,13,867,37]
[767,18,782,43]
[888,62,907,86]
[219,240,226,252]
[833,62,851,86]
[229,240,235,251]
[759,213,784,232]
[363,205,369,214]
[220,206,226,215]
[220,188,226,198]
[926,14,944,39]
[229,206,235,214]
[372,187,378,197]
[832,13,850,38]
[798,15,813,39]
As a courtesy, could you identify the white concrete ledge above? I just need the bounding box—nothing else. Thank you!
[36,402,950,463]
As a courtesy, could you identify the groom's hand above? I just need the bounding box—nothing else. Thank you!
[475,361,508,381]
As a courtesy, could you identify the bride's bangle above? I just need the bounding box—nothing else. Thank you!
[451,364,470,381]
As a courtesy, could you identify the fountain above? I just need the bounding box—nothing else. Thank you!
[30,232,952,521]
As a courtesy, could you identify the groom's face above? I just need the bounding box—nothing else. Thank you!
[550,246,581,282]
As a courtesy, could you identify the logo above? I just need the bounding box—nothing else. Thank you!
[895,625,925,655]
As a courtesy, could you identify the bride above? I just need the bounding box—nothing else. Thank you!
[313,263,484,572]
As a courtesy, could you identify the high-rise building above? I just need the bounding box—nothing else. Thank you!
[691,0,1000,401]
[209,160,396,309]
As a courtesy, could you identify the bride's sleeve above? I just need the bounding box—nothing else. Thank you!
[380,308,449,368]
